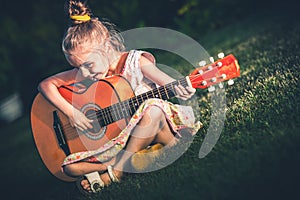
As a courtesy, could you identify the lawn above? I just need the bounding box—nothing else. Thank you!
[1,9,299,200]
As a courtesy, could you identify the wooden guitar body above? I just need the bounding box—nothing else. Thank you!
[31,76,134,182]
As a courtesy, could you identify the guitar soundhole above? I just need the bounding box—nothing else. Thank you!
[81,104,106,140]
[86,109,101,133]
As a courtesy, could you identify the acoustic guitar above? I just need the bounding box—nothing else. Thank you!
[31,53,240,182]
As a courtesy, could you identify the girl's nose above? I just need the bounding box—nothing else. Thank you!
[79,67,90,77]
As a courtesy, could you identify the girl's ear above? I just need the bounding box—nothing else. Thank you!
[104,40,112,53]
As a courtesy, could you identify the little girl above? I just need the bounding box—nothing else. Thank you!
[38,0,201,194]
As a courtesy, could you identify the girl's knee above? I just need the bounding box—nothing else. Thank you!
[147,106,164,120]
[139,106,167,130]
[62,164,77,177]
[135,106,165,130]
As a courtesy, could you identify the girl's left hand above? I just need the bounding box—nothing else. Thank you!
[174,85,196,100]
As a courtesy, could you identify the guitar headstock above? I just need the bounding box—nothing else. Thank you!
[189,53,240,91]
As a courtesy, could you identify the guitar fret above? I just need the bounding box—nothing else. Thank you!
[141,93,146,102]
[132,99,138,113]
[100,108,106,125]
[104,107,110,124]
[120,101,130,118]
[109,106,117,122]
[138,95,143,105]
[128,99,137,114]
[135,96,140,107]
[156,88,161,98]
[159,87,166,100]
[105,107,113,124]
[129,100,135,116]
[95,110,102,126]
[115,103,124,121]
[109,107,115,123]
[105,106,116,122]
[124,100,132,116]
[163,86,169,99]
[170,82,176,96]
[127,102,133,116]
[145,92,149,99]
[121,104,127,119]
[102,108,108,125]
[180,78,188,87]
[116,105,123,121]
[150,90,155,98]
[158,88,162,99]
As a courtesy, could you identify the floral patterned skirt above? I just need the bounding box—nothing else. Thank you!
[61,98,202,167]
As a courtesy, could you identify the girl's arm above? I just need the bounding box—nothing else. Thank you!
[139,55,196,100]
[38,68,93,131]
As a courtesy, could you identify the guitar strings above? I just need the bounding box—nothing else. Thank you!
[91,79,184,124]
[62,79,185,127]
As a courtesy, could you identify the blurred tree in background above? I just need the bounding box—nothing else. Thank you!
[0,0,290,122]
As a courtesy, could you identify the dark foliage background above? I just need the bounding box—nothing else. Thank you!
[1,0,293,112]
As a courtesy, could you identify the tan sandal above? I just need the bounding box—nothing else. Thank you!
[107,165,120,183]
[76,171,104,195]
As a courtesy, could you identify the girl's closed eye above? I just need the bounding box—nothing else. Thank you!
[81,62,94,69]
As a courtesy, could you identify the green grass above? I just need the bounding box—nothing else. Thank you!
[1,12,300,200]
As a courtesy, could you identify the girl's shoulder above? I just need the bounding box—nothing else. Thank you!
[121,49,157,75]
[127,49,156,65]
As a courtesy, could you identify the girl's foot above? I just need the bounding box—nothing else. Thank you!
[78,166,122,194]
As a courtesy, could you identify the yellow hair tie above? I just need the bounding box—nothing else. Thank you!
[70,14,91,22]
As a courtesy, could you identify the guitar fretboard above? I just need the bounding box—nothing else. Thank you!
[94,77,188,126]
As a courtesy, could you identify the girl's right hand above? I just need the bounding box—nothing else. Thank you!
[68,108,93,131]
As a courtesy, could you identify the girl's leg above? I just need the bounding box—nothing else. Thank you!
[113,106,178,173]
[63,158,116,177]
[74,106,177,190]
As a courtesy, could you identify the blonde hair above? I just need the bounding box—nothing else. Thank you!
[62,0,125,55]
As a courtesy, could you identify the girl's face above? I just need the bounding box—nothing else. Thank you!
[66,47,110,81]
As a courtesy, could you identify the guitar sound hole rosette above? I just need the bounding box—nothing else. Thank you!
[80,103,106,140]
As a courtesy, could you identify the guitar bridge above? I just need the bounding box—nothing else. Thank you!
[53,111,70,156]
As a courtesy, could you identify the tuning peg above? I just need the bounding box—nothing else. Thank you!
[221,74,227,79]
[211,77,217,83]
[198,69,204,75]
[201,80,207,86]
[199,60,206,66]
[209,57,214,63]
[208,86,215,92]
[218,52,225,59]
[228,79,234,85]
[217,62,222,67]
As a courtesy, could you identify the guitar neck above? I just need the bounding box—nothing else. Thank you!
[97,77,189,126]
